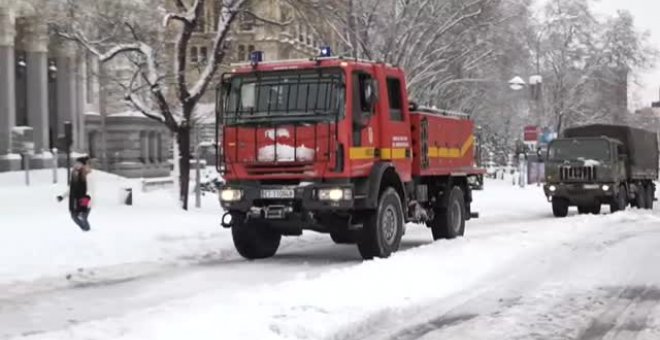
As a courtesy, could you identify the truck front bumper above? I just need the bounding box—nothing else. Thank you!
[544,183,615,205]
[219,183,355,213]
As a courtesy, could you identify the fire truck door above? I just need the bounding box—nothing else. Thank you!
[378,73,412,181]
[350,70,379,176]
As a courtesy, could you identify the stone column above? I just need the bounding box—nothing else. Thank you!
[17,16,52,167]
[75,52,86,152]
[0,7,20,171]
[55,41,77,142]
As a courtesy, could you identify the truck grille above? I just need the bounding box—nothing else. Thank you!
[245,162,314,176]
[560,166,597,181]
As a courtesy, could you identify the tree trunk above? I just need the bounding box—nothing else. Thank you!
[176,126,192,210]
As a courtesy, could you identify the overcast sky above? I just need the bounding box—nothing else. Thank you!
[592,0,660,109]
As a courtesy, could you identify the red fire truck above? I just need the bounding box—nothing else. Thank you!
[216,52,484,260]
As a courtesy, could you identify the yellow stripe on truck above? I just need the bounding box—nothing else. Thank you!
[349,147,376,160]
[348,135,472,161]
[380,148,408,160]
[349,147,408,160]
[428,135,474,159]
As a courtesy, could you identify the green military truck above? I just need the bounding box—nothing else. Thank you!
[543,124,658,217]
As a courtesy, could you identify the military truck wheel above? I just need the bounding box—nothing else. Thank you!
[590,204,602,215]
[552,198,569,218]
[428,186,466,240]
[635,185,647,210]
[357,188,404,260]
[232,218,281,260]
[610,186,628,213]
[645,184,655,210]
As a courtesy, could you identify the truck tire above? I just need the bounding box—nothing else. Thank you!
[552,198,569,218]
[635,185,647,210]
[590,204,602,215]
[357,188,404,260]
[330,230,358,244]
[232,219,281,260]
[645,184,655,210]
[610,186,628,213]
[428,186,466,240]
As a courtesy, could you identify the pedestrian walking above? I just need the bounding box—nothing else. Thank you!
[57,156,94,232]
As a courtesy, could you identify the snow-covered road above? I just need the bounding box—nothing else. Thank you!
[2,171,660,340]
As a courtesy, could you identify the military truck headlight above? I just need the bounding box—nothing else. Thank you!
[318,188,352,201]
[220,188,243,202]
[549,185,557,192]
[601,185,610,192]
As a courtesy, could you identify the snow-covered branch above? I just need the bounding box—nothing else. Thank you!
[187,0,245,104]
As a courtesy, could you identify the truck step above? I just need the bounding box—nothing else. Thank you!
[470,212,480,219]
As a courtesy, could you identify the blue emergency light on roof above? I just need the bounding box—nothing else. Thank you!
[319,46,333,57]
[250,51,265,65]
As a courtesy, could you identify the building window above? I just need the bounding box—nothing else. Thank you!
[238,45,245,61]
[191,46,199,64]
[247,45,255,60]
[157,133,164,162]
[298,24,304,42]
[140,131,149,163]
[194,2,205,32]
[200,47,208,64]
[280,5,291,22]
[239,3,255,31]
[88,131,97,158]
[149,132,157,163]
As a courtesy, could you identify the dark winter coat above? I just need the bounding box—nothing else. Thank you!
[68,169,89,212]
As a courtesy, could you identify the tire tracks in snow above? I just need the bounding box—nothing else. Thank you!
[335,213,660,340]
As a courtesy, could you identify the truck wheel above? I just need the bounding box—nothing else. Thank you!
[232,219,281,260]
[428,186,466,240]
[552,198,569,218]
[330,230,358,244]
[645,184,655,209]
[590,204,602,215]
[610,186,628,213]
[635,186,647,210]
[357,188,404,260]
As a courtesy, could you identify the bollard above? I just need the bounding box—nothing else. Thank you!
[23,153,30,186]
[123,187,133,206]
[125,188,133,206]
[52,148,58,184]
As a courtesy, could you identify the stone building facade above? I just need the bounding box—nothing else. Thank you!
[0,0,338,176]
[0,3,171,177]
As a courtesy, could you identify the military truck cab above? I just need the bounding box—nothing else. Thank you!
[544,125,658,217]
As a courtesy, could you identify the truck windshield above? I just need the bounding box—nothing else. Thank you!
[223,69,345,125]
[548,139,611,161]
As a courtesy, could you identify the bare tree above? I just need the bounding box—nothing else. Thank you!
[55,0,246,210]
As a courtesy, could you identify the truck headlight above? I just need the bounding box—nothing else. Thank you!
[220,188,243,202]
[318,188,352,201]
[602,185,610,192]
[549,185,557,192]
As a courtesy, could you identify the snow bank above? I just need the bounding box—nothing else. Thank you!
[0,169,228,288]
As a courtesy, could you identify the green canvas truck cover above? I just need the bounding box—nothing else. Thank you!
[563,124,659,180]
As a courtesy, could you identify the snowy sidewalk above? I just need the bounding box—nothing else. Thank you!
[0,170,229,291]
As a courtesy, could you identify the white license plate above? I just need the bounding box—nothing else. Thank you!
[261,189,295,199]
[583,184,599,190]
